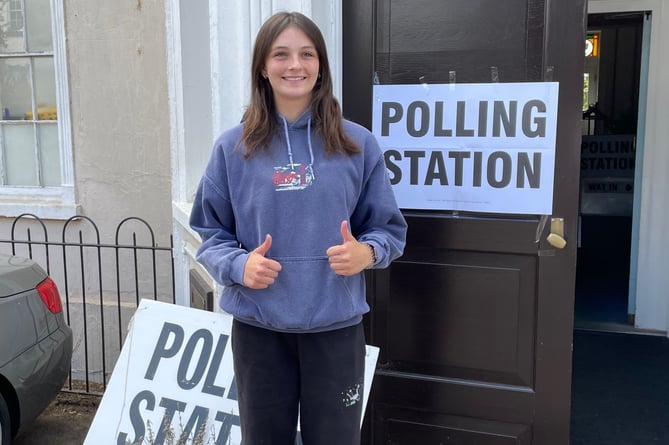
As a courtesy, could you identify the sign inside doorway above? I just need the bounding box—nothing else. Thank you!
[84,299,379,445]
[372,82,559,214]
[580,134,635,215]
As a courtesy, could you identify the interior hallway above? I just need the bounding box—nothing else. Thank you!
[571,216,668,443]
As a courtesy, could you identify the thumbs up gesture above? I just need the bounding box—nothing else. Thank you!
[243,234,282,289]
[326,221,373,276]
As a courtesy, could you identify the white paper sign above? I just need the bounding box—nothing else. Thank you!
[85,299,379,445]
[372,82,560,214]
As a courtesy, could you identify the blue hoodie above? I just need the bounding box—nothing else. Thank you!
[190,110,407,333]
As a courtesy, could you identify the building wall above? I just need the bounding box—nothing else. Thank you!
[0,0,174,382]
[65,0,172,235]
[0,0,173,273]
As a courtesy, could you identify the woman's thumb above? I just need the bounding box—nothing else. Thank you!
[340,220,355,243]
[254,234,272,256]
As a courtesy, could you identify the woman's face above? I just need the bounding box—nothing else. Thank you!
[262,26,320,115]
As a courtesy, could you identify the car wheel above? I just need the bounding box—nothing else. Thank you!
[0,393,11,445]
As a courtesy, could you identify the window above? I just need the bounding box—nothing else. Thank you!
[585,32,599,58]
[8,0,21,31]
[583,31,601,135]
[0,0,75,218]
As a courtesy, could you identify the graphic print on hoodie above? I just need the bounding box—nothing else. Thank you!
[272,115,315,191]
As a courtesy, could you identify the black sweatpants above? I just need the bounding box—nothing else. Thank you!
[231,320,366,445]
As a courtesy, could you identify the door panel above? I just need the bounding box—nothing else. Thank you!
[374,0,544,84]
[383,247,537,387]
[344,0,585,443]
[382,407,532,444]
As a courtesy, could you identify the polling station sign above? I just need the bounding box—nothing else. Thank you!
[372,82,559,214]
[85,299,379,445]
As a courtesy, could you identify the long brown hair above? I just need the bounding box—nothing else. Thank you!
[240,12,359,158]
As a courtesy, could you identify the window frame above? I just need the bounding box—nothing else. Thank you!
[8,0,22,31]
[0,0,76,219]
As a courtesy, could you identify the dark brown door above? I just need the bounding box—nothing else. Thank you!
[343,1,585,444]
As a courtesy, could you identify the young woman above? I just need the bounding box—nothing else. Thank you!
[190,11,407,445]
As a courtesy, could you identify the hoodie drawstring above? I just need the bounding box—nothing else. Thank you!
[280,115,315,172]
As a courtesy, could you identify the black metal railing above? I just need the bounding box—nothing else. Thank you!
[0,213,175,395]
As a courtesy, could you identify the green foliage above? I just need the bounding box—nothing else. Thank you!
[583,73,590,112]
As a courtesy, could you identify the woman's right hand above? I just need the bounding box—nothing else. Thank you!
[243,234,282,289]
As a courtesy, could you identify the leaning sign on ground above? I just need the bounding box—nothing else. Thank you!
[84,299,379,445]
[372,82,559,214]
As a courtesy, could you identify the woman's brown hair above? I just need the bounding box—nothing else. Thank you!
[240,12,359,158]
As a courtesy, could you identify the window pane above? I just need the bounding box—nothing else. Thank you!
[3,123,38,185]
[25,0,52,52]
[0,0,26,53]
[38,123,60,185]
[34,57,57,120]
[0,57,32,120]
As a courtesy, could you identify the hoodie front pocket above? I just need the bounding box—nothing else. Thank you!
[236,256,366,330]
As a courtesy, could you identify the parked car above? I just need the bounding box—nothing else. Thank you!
[0,254,72,445]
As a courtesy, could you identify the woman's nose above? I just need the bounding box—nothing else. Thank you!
[288,54,301,68]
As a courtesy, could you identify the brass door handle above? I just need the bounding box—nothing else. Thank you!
[546,217,567,249]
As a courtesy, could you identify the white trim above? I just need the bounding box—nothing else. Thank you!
[333,0,342,101]
[172,200,199,241]
[50,0,73,187]
[171,219,191,307]
[628,12,652,320]
[209,0,222,138]
[165,0,187,203]
[165,0,191,307]
[312,0,342,100]
[211,1,251,136]
[588,0,659,13]
[0,185,78,218]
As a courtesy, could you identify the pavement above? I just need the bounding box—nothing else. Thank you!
[14,333,669,445]
[13,391,100,445]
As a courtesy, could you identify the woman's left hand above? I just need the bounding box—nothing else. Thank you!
[326,220,373,276]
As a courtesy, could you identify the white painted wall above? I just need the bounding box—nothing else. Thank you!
[589,0,669,334]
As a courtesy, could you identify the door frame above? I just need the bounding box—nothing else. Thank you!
[628,11,651,323]
[589,0,669,334]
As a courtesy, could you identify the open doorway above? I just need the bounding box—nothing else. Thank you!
[571,9,669,445]
[575,12,646,332]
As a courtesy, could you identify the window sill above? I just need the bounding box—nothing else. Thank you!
[173,200,200,240]
[0,186,80,220]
